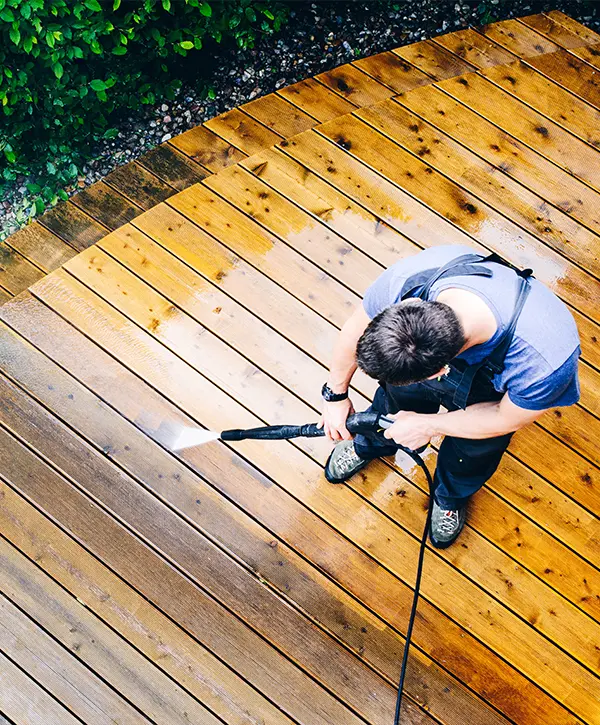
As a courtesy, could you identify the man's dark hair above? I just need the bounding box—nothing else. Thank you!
[356,300,465,385]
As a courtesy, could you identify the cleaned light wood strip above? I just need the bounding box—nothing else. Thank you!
[241,148,420,269]
[0,648,81,725]
[393,40,476,79]
[0,592,147,725]
[432,28,514,68]
[0,295,585,725]
[203,164,383,292]
[353,51,434,93]
[479,17,561,57]
[168,183,360,327]
[130,202,373,386]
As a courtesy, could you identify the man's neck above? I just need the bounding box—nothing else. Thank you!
[436,288,498,353]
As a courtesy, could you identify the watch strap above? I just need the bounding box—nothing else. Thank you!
[321,383,349,402]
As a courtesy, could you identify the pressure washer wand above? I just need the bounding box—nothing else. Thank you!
[219,411,394,441]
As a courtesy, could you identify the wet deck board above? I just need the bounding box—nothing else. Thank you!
[1,12,600,725]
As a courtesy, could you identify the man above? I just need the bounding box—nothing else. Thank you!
[319,245,581,548]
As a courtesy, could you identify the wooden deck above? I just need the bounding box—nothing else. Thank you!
[1,10,599,725]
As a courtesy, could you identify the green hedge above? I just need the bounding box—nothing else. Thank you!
[0,0,287,222]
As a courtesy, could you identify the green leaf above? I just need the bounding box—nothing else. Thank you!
[73,45,84,58]
[27,182,42,193]
[112,45,126,55]
[199,2,211,17]
[113,0,121,9]
[52,62,64,79]
[4,68,13,79]
[58,189,69,201]
[9,26,21,45]
[207,87,215,100]
[35,197,45,215]
[245,7,256,22]
[262,8,274,20]
[90,79,107,91]
[46,161,56,174]
[161,0,171,11]
[0,7,14,21]
[84,0,102,11]
[180,40,193,49]
[23,36,33,52]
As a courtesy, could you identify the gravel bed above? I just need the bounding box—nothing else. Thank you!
[2,0,599,241]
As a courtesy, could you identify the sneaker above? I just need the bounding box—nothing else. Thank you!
[325,439,369,484]
[429,500,467,549]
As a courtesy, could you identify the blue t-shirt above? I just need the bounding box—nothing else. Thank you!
[362,245,581,411]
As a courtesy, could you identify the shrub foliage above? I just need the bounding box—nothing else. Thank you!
[0,0,286,220]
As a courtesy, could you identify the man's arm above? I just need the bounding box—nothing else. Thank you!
[384,394,546,450]
[319,304,371,441]
[327,304,371,393]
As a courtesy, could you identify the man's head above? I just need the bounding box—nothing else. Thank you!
[356,299,465,385]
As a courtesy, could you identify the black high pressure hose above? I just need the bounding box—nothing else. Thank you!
[219,411,436,724]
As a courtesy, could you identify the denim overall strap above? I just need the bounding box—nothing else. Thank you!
[451,274,532,409]
[400,253,493,301]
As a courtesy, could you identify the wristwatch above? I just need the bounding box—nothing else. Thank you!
[321,383,349,402]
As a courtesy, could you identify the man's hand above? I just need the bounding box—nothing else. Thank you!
[318,398,355,442]
[383,411,435,450]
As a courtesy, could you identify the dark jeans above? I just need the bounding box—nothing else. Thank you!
[353,371,512,510]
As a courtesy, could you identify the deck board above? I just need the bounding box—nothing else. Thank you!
[1,12,600,725]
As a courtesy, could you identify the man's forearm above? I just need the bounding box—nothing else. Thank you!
[327,337,358,392]
[327,306,370,393]
[429,401,524,439]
